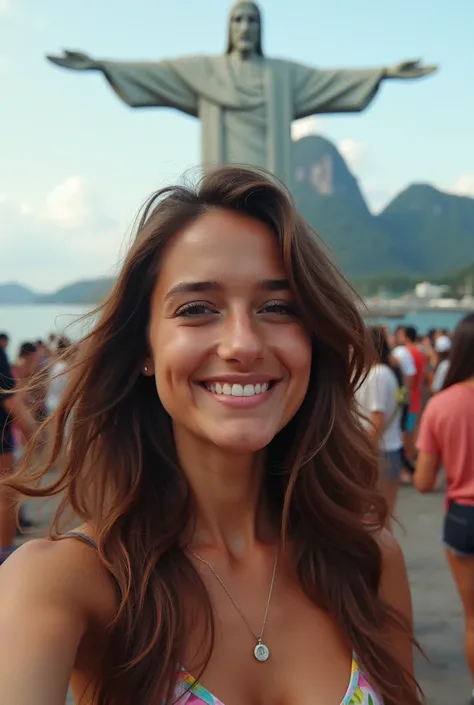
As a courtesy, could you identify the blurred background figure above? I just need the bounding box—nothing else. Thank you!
[356,326,405,526]
[0,338,35,562]
[46,336,72,416]
[10,343,40,533]
[12,343,39,385]
[34,340,51,368]
[415,313,474,705]
[431,334,452,394]
[47,333,58,352]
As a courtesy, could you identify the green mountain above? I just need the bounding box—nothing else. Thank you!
[292,136,405,277]
[34,278,114,304]
[0,283,37,304]
[377,184,474,275]
[292,135,474,281]
[295,193,405,278]
[293,135,367,209]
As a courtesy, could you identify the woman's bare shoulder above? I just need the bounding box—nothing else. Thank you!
[375,528,414,674]
[0,533,117,623]
[376,528,408,584]
[0,535,117,705]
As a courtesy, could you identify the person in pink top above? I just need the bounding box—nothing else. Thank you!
[414,313,474,705]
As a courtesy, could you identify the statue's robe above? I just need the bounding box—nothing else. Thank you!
[101,54,384,188]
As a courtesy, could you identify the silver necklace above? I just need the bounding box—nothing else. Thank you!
[189,546,279,663]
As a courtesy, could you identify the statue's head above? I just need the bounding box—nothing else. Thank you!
[226,1,263,58]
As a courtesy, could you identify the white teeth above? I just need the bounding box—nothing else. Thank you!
[204,382,272,397]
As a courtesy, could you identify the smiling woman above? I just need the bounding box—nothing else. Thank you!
[0,166,418,705]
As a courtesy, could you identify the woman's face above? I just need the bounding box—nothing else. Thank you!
[147,209,311,453]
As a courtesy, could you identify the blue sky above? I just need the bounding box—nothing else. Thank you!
[1,0,473,290]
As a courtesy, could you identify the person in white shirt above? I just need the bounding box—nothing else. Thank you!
[431,334,451,394]
[46,337,71,415]
[356,327,404,527]
[391,340,416,383]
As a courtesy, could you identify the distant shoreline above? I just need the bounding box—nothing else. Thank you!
[364,305,474,316]
[0,302,93,307]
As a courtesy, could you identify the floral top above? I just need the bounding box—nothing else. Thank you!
[175,655,383,704]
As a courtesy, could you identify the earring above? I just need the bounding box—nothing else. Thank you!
[143,365,148,373]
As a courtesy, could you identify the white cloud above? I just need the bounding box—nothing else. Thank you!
[338,139,368,172]
[291,116,322,141]
[0,176,124,290]
[449,174,474,198]
[0,0,11,11]
[42,176,91,228]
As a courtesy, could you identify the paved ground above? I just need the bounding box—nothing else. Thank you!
[17,481,468,704]
[394,484,469,703]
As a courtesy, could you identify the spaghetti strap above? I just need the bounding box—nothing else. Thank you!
[62,531,98,549]
[60,531,122,594]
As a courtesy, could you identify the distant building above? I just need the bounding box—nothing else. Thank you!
[415,281,450,299]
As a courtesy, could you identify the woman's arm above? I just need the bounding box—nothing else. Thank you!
[369,411,385,442]
[0,537,115,705]
[414,401,441,492]
[414,451,440,493]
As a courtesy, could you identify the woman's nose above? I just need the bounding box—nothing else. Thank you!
[217,312,264,364]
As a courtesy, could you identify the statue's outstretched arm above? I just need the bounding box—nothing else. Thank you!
[384,59,438,80]
[46,50,99,71]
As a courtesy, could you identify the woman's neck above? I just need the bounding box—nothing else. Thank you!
[174,429,273,557]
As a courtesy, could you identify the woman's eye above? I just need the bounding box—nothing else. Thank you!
[262,301,295,316]
[175,302,216,317]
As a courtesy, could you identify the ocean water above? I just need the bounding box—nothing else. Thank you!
[0,304,92,356]
[369,309,468,334]
[0,304,468,359]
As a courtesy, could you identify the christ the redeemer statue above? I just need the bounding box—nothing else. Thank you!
[47,1,436,189]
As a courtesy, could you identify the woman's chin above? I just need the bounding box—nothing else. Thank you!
[207,425,276,454]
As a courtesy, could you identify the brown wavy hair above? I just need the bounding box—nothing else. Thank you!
[5,166,418,704]
[442,313,474,390]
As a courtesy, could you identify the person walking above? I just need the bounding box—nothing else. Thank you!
[414,313,474,704]
[356,327,405,527]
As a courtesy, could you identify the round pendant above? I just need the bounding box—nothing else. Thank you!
[254,641,270,662]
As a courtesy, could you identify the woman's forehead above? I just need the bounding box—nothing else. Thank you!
[154,210,286,292]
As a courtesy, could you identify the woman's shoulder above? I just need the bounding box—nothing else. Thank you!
[427,383,473,413]
[376,529,411,624]
[376,528,404,566]
[0,532,117,625]
[374,529,413,675]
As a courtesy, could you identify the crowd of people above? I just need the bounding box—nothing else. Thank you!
[0,333,71,548]
[0,166,473,704]
[356,322,457,521]
[356,315,474,699]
